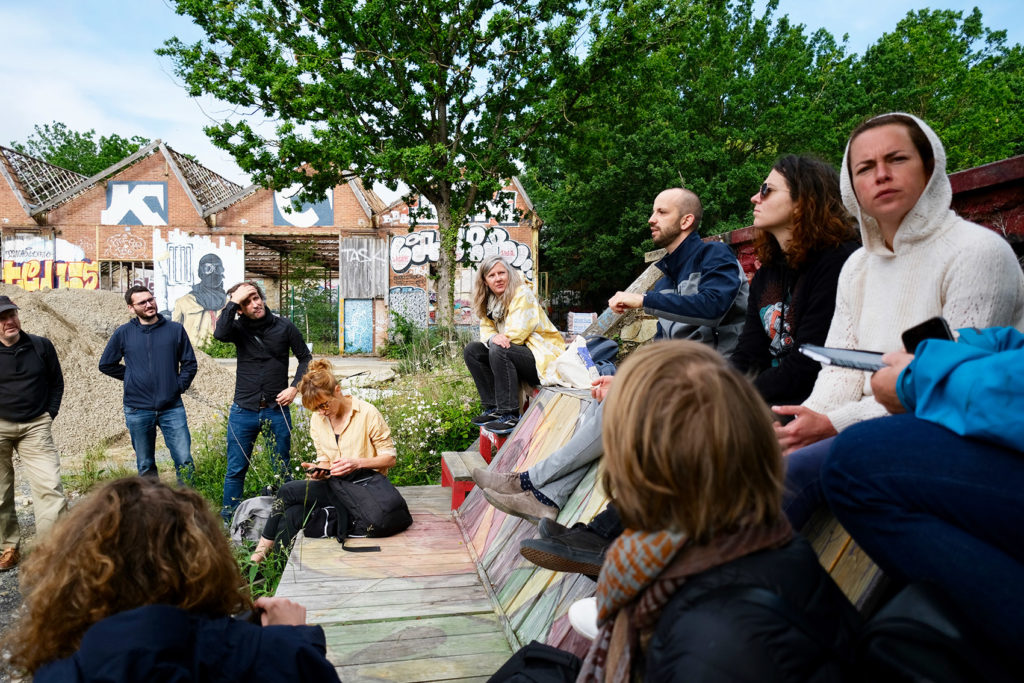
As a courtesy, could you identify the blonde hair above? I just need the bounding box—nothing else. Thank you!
[601,340,783,542]
[298,358,339,410]
[471,256,524,321]
[5,478,250,674]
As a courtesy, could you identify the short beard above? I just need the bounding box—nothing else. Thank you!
[138,311,159,324]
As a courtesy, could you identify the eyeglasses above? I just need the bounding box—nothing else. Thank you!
[759,183,774,199]
[314,399,331,412]
[131,297,156,308]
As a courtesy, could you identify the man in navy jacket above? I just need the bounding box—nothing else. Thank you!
[100,285,198,482]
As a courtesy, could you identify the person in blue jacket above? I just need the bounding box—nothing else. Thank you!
[822,326,1024,663]
[4,477,340,682]
[99,285,197,482]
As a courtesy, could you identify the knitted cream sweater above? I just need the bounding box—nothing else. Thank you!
[802,114,1024,432]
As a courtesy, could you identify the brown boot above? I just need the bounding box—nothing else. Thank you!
[482,490,558,524]
[0,546,19,571]
[471,468,523,495]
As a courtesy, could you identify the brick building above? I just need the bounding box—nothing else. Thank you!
[0,142,540,353]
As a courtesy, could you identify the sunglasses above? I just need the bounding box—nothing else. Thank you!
[759,183,773,199]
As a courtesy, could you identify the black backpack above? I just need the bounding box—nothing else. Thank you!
[328,468,413,538]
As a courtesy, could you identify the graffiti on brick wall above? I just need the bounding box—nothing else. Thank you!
[389,286,429,329]
[1,233,98,290]
[101,182,168,226]
[389,226,533,280]
[380,191,519,226]
[153,229,244,345]
[2,260,99,290]
[274,184,333,227]
[103,231,147,259]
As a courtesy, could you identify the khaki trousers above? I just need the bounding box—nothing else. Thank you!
[0,413,68,549]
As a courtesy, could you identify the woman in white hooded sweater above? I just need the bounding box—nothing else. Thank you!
[775,112,1024,529]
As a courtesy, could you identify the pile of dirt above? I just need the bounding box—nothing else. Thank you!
[0,284,235,466]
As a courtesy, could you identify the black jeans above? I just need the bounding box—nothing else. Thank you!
[463,340,540,414]
[261,479,335,549]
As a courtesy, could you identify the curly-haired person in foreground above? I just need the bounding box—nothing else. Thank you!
[3,477,340,682]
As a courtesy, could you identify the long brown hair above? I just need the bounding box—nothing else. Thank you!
[5,478,250,674]
[298,358,340,410]
[601,340,783,542]
[753,155,858,270]
[471,256,524,321]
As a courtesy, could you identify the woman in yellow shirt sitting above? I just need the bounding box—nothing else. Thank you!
[250,359,397,562]
[463,256,565,434]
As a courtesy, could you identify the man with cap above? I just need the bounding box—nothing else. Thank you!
[0,295,68,570]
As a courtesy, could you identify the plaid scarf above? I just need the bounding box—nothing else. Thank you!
[577,518,793,682]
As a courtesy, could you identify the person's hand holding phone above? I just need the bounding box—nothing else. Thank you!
[301,462,331,480]
[330,457,360,477]
[871,351,914,414]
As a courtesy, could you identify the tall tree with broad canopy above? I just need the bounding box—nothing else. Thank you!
[159,0,620,326]
[11,122,150,177]
[525,0,855,307]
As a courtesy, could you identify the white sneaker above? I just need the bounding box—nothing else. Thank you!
[568,596,599,640]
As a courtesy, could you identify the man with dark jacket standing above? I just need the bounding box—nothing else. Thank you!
[0,295,68,570]
[100,286,198,483]
[215,282,312,523]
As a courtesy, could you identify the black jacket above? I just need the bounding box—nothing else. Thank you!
[643,536,861,682]
[34,604,340,682]
[0,332,63,422]
[214,303,312,410]
[730,242,859,406]
[99,316,197,411]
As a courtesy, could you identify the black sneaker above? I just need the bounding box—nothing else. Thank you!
[482,414,519,435]
[520,523,610,577]
[471,410,499,426]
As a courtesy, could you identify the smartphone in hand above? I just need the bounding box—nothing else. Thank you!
[302,463,331,477]
[902,317,953,354]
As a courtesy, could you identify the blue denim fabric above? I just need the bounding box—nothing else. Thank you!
[221,402,292,521]
[123,398,193,483]
[780,436,836,530]
[823,414,1024,661]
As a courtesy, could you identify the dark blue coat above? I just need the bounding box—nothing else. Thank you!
[644,231,748,354]
[99,316,197,410]
[34,604,340,682]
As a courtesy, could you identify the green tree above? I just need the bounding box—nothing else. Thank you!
[526,0,854,305]
[853,8,1024,170]
[158,0,610,326]
[10,122,150,176]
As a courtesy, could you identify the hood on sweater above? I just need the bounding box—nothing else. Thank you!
[839,112,955,257]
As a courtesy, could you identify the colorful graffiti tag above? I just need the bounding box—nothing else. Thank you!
[1,233,98,290]
[389,226,534,280]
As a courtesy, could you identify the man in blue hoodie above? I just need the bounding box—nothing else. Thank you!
[100,285,198,482]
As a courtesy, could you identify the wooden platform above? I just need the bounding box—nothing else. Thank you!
[275,485,513,682]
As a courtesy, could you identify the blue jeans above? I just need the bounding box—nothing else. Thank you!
[123,398,193,483]
[822,414,1024,661]
[221,403,292,522]
[781,436,835,530]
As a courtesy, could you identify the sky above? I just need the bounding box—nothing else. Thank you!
[1,0,1021,200]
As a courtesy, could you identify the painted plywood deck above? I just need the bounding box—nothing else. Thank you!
[275,485,512,682]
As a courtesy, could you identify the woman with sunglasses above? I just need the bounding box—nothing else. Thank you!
[731,155,859,406]
[250,359,397,562]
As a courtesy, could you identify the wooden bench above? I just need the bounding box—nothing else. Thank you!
[275,485,514,681]
[440,449,489,510]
